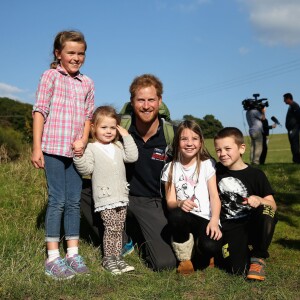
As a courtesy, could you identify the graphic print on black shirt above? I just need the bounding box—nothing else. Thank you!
[218,176,251,220]
[216,162,274,221]
[151,148,167,161]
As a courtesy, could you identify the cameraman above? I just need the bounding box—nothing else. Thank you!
[246,105,265,165]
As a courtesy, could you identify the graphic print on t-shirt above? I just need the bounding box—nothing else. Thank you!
[218,176,251,219]
[176,173,201,212]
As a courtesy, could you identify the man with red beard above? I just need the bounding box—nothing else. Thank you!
[123,74,176,271]
[81,74,176,271]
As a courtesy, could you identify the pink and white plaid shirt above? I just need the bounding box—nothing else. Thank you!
[33,65,95,157]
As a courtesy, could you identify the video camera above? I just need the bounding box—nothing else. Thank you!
[242,93,269,111]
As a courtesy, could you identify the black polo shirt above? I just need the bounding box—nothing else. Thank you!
[125,116,171,197]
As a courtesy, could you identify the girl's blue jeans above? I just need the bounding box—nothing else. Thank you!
[44,153,82,242]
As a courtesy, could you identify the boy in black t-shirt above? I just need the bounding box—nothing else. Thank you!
[213,127,277,281]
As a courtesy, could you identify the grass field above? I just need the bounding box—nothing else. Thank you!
[205,133,293,164]
[0,134,299,300]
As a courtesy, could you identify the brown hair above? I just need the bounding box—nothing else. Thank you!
[91,106,120,143]
[214,127,244,146]
[50,30,87,68]
[129,74,163,101]
[166,120,211,191]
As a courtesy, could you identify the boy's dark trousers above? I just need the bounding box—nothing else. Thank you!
[216,205,277,275]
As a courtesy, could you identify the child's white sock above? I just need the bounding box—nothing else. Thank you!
[47,249,60,262]
[66,246,78,258]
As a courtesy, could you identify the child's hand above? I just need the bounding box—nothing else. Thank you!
[178,199,198,213]
[242,195,262,208]
[206,221,222,240]
[31,148,44,169]
[72,139,86,157]
[117,125,129,137]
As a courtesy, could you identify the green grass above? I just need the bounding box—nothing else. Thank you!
[205,133,292,164]
[0,135,299,300]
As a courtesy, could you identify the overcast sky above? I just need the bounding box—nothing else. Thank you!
[1,0,300,134]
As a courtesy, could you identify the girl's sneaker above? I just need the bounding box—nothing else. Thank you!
[116,255,135,273]
[45,257,75,280]
[102,255,122,275]
[65,254,90,275]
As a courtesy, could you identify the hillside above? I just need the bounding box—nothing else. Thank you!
[0,97,33,142]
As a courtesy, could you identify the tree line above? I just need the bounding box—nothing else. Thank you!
[0,97,223,161]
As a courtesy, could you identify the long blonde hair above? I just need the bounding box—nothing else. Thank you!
[166,120,211,191]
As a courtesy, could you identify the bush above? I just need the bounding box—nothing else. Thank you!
[0,97,33,143]
[0,127,23,161]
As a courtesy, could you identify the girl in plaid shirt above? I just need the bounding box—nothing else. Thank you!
[31,30,94,280]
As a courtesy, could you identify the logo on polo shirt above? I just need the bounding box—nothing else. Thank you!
[151,148,167,161]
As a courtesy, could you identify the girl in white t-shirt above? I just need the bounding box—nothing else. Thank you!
[161,120,222,274]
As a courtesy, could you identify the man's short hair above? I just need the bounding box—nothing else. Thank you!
[129,74,163,101]
[214,127,244,146]
[283,93,293,101]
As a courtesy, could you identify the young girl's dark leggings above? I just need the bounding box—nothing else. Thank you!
[168,207,223,268]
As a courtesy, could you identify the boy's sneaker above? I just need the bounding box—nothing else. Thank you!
[65,254,90,275]
[121,239,135,257]
[247,257,266,281]
[102,255,122,275]
[45,257,75,280]
[116,255,135,273]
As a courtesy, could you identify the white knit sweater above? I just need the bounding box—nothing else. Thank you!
[73,135,138,211]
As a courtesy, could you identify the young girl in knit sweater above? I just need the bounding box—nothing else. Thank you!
[74,106,138,274]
